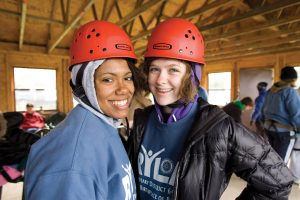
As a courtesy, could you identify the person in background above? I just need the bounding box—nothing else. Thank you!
[0,111,6,139]
[250,82,268,139]
[25,20,142,200]
[262,66,300,163]
[222,96,253,123]
[197,86,208,101]
[20,103,45,134]
[128,18,293,200]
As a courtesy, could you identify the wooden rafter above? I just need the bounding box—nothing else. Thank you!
[65,0,71,23]
[205,41,300,62]
[156,1,167,25]
[131,0,231,43]
[19,0,27,50]
[60,0,67,24]
[117,0,167,26]
[200,0,300,31]
[48,0,94,53]
[127,0,144,35]
[47,0,57,45]
[115,0,123,20]
[0,8,64,25]
[207,34,300,56]
[103,1,115,20]
[206,28,300,52]
[100,0,108,20]
[92,4,98,20]
[205,15,300,43]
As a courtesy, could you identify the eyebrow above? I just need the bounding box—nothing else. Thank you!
[100,71,132,76]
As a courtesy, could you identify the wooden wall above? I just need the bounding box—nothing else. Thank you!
[1,49,300,113]
[0,50,72,113]
[202,50,300,100]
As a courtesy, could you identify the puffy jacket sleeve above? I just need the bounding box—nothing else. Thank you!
[226,119,294,200]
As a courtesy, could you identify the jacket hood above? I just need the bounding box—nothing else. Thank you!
[270,81,294,93]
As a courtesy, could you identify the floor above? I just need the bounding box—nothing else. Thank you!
[1,176,299,200]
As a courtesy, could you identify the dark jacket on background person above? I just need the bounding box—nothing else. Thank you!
[128,99,294,200]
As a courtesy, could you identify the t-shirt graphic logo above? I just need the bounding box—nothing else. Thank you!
[138,145,178,186]
[122,163,136,200]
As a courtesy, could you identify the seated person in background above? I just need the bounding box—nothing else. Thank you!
[222,97,253,123]
[20,103,45,133]
[0,111,6,139]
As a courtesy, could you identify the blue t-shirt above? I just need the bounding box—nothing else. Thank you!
[138,103,197,200]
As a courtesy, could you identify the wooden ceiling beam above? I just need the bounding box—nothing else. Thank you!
[115,0,123,20]
[206,28,300,52]
[92,4,98,20]
[0,8,64,25]
[60,0,67,24]
[65,0,71,23]
[103,0,115,20]
[205,42,300,62]
[207,34,300,56]
[47,0,57,45]
[205,15,300,43]
[117,0,167,26]
[48,0,94,53]
[236,0,278,31]
[179,0,233,20]
[100,0,108,20]
[200,0,300,31]
[19,0,27,50]
[131,0,232,43]
[156,0,166,25]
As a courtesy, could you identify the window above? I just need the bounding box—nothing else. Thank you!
[295,67,300,88]
[14,68,57,111]
[208,72,231,106]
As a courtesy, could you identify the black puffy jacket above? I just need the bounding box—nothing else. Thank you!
[128,99,294,200]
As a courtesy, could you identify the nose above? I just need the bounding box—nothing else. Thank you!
[115,80,130,95]
[156,71,167,85]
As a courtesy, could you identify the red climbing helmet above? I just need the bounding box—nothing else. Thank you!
[69,20,137,66]
[144,18,205,64]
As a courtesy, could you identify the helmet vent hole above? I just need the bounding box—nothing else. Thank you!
[89,50,94,54]
[179,49,183,53]
[91,29,95,32]
[87,35,91,39]
[102,48,107,52]
[190,51,193,55]
[96,33,100,37]
[185,34,189,38]
[186,46,188,49]
[192,36,195,40]
[188,30,192,33]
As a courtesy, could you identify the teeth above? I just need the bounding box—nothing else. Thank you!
[157,88,171,92]
[112,100,127,106]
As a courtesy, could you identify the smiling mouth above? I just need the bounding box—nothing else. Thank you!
[156,88,172,93]
[111,99,128,108]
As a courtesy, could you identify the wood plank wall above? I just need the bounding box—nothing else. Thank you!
[0,50,72,113]
[202,50,300,99]
[0,50,300,113]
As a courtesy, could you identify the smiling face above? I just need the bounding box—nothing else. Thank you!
[94,58,134,119]
[148,58,187,106]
